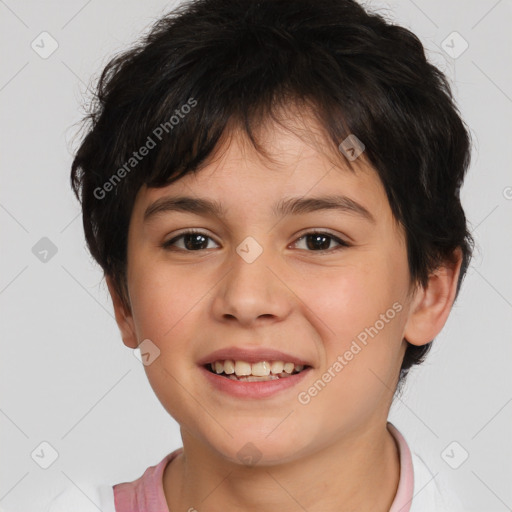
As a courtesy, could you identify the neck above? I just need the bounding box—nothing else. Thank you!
[163,421,400,512]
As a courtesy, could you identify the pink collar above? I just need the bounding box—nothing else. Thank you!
[387,422,414,512]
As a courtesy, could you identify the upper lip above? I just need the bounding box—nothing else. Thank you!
[197,347,312,367]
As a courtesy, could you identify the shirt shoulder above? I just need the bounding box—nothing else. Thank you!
[410,449,466,512]
[113,448,182,512]
[44,482,116,512]
[44,448,182,512]
[388,422,466,512]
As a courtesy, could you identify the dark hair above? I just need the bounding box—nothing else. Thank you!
[70,0,474,384]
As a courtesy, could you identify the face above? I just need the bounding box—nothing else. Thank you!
[114,115,422,466]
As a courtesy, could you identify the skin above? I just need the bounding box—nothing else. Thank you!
[107,111,462,512]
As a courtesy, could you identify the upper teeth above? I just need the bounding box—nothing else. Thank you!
[210,360,304,377]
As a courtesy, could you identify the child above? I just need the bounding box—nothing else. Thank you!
[48,0,474,510]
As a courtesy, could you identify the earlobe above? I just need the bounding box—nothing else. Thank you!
[105,275,139,349]
[403,248,463,347]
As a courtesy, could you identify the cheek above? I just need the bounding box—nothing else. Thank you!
[299,259,406,394]
[127,264,207,425]
[128,260,205,344]
[301,260,402,343]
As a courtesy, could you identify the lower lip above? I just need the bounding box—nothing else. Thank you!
[199,365,312,399]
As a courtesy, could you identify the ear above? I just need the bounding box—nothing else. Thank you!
[403,248,463,346]
[106,275,138,349]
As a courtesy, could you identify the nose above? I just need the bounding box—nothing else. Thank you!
[211,241,293,327]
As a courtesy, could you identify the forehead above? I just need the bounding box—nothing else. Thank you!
[133,112,392,227]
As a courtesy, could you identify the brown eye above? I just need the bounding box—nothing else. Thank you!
[162,230,218,251]
[293,231,350,252]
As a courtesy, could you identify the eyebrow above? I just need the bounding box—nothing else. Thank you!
[143,194,375,223]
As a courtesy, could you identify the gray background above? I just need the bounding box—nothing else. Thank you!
[1,0,511,510]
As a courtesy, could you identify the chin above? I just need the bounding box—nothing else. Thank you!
[206,430,309,468]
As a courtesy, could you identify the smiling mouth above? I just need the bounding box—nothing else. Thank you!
[205,360,310,382]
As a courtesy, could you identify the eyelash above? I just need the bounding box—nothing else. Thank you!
[161,229,351,253]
